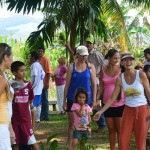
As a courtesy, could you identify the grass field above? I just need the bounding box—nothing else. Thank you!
[34,114,140,150]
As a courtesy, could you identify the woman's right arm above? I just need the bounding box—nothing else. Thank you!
[0,76,7,96]
[93,76,122,121]
[63,64,73,109]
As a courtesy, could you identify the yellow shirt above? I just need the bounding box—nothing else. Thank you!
[0,89,9,124]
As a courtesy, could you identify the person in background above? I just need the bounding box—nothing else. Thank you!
[54,57,67,114]
[144,48,150,66]
[97,49,125,150]
[63,45,96,147]
[86,35,107,132]
[143,64,150,148]
[10,61,39,150]
[94,52,150,150]
[37,47,52,121]
[0,43,15,150]
[30,51,45,123]
[69,88,92,150]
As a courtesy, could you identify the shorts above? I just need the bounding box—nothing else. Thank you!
[33,95,42,107]
[66,100,73,112]
[13,123,36,145]
[73,129,88,139]
[104,105,125,118]
[0,124,11,150]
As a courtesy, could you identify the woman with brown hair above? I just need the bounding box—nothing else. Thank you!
[0,43,15,149]
[97,49,125,150]
[94,52,150,150]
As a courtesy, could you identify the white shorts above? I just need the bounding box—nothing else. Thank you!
[0,124,12,150]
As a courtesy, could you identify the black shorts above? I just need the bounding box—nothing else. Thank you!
[66,100,73,112]
[104,105,125,118]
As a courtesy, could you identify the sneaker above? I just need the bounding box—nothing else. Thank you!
[36,119,40,123]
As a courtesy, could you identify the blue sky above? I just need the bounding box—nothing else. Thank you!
[0,5,44,41]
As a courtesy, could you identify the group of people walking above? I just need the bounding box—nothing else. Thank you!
[0,36,150,150]
[62,36,150,150]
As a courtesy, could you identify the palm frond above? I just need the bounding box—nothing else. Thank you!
[6,0,43,14]
[102,0,131,50]
[124,0,150,8]
[26,17,57,48]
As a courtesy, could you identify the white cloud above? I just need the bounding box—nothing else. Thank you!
[0,5,44,40]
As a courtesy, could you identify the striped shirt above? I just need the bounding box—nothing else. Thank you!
[88,49,108,84]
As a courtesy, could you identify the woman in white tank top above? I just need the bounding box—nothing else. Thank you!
[93,52,150,150]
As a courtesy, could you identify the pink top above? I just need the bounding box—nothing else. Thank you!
[102,69,125,107]
[71,103,91,131]
[54,65,67,86]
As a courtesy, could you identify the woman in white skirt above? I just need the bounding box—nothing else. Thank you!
[0,43,14,150]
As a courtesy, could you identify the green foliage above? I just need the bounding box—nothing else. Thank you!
[77,138,95,150]
[40,134,59,150]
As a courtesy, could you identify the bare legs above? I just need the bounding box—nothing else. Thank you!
[106,117,122,150]
[67,112,74,147]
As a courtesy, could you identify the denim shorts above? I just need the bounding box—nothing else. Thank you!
[73,129,88,139]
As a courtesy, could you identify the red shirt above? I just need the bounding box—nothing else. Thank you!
[12,81,34,124]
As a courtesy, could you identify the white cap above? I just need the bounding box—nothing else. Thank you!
[76,46,89,56]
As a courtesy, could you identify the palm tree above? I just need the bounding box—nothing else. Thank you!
[1,0,150,59]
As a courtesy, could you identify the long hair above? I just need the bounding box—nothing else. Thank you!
[0,43,13,101]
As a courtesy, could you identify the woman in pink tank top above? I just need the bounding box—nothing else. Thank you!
[97,49,125,150]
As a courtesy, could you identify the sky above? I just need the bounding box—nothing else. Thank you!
[0,4,44,40]
[0,5,43,19]
[0,3,149,41]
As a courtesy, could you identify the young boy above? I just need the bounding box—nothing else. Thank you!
[10,61,39,150]
[30,51,45,123]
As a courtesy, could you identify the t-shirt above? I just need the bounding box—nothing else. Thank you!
[39,56,52,86]
[71,103,91,131]
[31,62,45,95]
[54,65,67,86]
[11,81,34,124]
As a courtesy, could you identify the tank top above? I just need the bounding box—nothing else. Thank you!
[67,63,92,105]
[102,69,125,107]
[0,76,10,124]
[121,70,147,107]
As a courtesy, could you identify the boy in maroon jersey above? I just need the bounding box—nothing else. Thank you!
[10,61,39,150]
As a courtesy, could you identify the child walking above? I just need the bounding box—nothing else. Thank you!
[69,88,92,150]
[10,61,39,150]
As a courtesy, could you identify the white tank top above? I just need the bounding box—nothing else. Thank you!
[121,70,147,107]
